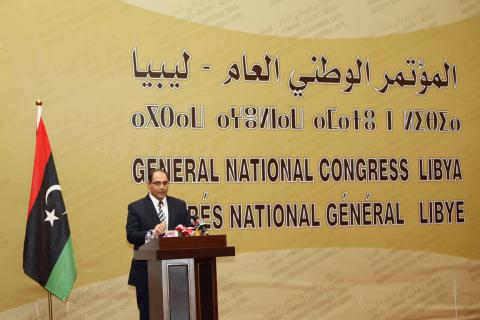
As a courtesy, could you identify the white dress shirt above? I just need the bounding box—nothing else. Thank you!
[145,194,169,243]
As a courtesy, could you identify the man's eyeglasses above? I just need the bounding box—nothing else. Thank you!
[151,181,169,186]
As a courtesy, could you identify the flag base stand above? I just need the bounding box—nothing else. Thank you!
[48,292,53,320]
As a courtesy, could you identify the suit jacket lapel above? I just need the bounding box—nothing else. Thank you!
[166,196,175,229]
[144,194,160,226]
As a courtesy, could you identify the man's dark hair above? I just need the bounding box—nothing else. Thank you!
[147,168,170,183]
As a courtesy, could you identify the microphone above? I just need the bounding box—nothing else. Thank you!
[191,215,208,236]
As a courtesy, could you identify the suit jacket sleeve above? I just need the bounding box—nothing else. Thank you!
[126,202,149,247]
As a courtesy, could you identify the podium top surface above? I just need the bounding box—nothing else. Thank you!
[134,234,235,261]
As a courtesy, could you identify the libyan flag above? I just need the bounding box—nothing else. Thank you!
[23,108,77,301]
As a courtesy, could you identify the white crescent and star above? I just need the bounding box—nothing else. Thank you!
[44,184,67,226]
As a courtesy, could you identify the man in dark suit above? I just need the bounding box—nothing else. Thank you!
[126,169,192,320]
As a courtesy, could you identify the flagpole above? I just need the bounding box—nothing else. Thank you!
[47,291,53,320]
[36,99,43,130]
[37,99,53,320]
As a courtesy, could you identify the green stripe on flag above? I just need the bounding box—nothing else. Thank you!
[45,236,77,301]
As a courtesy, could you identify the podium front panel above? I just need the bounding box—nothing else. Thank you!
[162,259,196,320]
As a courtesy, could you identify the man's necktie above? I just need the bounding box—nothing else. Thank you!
[158,201,166,223]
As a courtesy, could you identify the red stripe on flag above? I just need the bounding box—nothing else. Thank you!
[27,119,52,216]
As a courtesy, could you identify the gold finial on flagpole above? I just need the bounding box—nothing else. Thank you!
[35,99,43,130]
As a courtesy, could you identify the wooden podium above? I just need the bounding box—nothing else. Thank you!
[134,235,235,320]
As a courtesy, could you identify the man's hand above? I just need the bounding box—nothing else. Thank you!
[153,222,167,237]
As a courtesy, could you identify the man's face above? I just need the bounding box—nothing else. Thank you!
[148,171,169,200]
